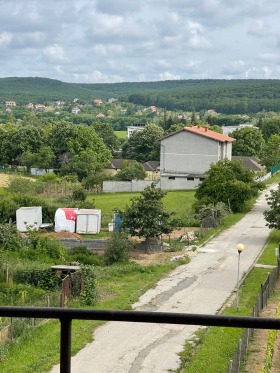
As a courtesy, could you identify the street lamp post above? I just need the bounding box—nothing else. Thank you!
[236,243,245,312]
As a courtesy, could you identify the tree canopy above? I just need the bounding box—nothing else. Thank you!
[260,134,280,169]
[195,159,261,212]
[264,184,280,229]
[230,127,265,157]
[122,183,175,251]
[122,124,164,162]
[115,161,146,181]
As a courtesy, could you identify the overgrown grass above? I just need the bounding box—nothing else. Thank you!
[0,261,181,372]
[180,230,278,373]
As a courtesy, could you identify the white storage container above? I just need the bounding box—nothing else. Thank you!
[54,208,78,233]
[16,206,42,232]
[76,209,101,234]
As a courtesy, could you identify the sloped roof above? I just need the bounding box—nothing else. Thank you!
[184,126,235,142]
[143,161,160,172]
[106,159,134,170]
[232,156,264,171]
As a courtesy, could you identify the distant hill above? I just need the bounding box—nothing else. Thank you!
[1,77,280,113]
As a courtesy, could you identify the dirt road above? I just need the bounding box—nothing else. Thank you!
[50,186,275,373]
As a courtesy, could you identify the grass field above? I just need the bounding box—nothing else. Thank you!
[114,131,127,139]
[87,190,196,226]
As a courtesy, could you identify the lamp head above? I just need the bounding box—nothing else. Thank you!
[236,243,245,253]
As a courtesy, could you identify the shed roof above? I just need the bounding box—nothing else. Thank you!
[142,161,160,171]
[232,156,264,171]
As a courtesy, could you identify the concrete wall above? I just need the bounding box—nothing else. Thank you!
[58,238,107,250]
[103,180,156,193]
[161,131,220,174]
[160,176,202,191]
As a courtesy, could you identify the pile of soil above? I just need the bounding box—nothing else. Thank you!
[42,231,84,241]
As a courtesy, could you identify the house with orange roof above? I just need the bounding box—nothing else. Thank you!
[160,125,235,190]
[93,99,103,106]
[5,101,16,106]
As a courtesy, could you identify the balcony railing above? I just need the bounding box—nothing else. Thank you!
[0,306,280,373]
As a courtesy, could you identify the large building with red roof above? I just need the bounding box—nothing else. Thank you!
[160,125,235,190]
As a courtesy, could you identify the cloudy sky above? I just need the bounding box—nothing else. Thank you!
[0,0,280,83]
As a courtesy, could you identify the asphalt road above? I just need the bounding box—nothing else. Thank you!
[50,186,275,373]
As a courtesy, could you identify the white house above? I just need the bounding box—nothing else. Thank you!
[160,125,235,190]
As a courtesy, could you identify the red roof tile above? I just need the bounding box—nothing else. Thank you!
[184,126,235,143]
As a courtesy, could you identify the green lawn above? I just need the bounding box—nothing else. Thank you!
[114,131,127,139]
[87,190,196,227]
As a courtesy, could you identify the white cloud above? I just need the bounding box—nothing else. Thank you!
[248,20,270,38]
[43,44,68,63]
[0,32,13,47]
[0,0,280,82]
[159,72,181,80]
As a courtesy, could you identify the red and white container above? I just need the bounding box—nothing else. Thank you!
[54,208,78,233]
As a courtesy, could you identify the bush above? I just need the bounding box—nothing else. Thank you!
[80,265,97,306]
[13,268,61,291]
[66,246,103,266]
[104,231,133,265]
[0,225,25,251]
[27,232,65,261]
[7,176,36,195]
[72,186,87,201]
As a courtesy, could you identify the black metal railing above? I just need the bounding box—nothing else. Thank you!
[1,307,280,373]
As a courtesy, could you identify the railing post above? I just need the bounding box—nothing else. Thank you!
[60,318,72,373]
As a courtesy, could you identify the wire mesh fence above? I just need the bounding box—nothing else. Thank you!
[225,256,280,373]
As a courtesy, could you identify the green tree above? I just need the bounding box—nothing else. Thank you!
[259,117,280,142]
[261,134,280,169]
[195,159,261,212]
[122,183,175,252]
[122,124,164,162]
[32,146,56,171]
[264,184,280,229]
[230,127,265,157]
[92,122,120,155]
[115,161,146,181]
[49,122,111,170]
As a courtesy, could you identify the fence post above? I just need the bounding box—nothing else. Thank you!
[237,339,242,372]
[228,359,232,373]
[260,284,264,309]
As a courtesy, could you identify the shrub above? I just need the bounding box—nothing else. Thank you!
[13,268,61,291]
[80,265,97,306]
[0,225,25,251]
[27,232,65,261]
[7,176,36,195]
[72,186,87,201]
[66,246,103,266]
[104,231,133,265]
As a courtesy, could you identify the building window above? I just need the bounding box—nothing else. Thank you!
[168,176,175,180]
[187,177,194,181]
[199,178,204,181]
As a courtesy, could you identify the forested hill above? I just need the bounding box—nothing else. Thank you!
[1,77,280,114]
